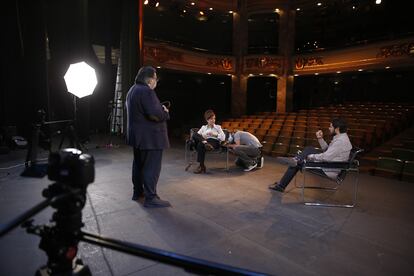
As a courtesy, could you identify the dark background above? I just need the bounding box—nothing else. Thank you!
[1,0,413,141]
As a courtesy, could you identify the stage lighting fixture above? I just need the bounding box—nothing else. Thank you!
[64,61,97,98]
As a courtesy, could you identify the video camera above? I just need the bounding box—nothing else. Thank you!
[47,148,94,189]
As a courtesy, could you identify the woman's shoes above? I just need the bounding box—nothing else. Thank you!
[193,165,206,174]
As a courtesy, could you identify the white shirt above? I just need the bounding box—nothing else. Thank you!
[198,124,225,142]
[307,133,353,179]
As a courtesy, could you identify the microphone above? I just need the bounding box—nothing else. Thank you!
[161,101,171,109]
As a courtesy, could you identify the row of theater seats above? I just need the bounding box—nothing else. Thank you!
[360,127,414,181]
[222,105,412,157]
[220,103,414,181]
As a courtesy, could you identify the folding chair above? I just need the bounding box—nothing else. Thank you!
[184,128,230,171]
[299,147,364,208]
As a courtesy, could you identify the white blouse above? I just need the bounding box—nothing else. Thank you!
[198,124,225,142]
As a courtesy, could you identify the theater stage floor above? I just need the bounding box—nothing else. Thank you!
[0,138,413,276]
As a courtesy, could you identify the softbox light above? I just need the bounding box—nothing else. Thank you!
[64,61,97,98]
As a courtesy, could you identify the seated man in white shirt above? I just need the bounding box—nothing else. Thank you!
[269,118,352,192]
[227,130,263,172]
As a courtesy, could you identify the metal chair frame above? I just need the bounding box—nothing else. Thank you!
[296,148,363,208]
[184,128,230,171]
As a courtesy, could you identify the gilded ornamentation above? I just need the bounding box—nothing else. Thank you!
[295,57,324,70]
[245,57,282,69]
[377,42,414,58]
[144,46,182,63]
[206,58,233,70]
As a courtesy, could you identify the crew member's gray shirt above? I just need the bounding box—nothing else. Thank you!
[234,131,262,148]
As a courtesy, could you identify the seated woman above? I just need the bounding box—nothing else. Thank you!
[192,109,226,174]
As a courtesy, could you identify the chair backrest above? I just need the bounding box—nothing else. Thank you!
[348,147,364,166]
[189,128,199,140]
[337,147,364,182]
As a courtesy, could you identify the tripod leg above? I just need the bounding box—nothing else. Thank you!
[58,131,65,150]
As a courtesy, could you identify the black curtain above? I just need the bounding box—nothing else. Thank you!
[1,0,48,138]
[46,0,99,141]
[120,0,143,133]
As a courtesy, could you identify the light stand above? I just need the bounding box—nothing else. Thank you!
[104,100,119,149]
[64,61,97,147]
[73,94,77,126]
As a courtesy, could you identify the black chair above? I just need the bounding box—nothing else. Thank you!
[299,147,364,208]
[184,128,230,171]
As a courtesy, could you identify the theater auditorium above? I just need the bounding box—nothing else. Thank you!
[1,0,413,275]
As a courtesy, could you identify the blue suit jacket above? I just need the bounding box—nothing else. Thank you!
[126,83,170,150]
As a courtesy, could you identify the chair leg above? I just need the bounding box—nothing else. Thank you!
[184,142,195,171]
[301,170,358,208]
[294,174,303,188]
[185,163,192,171]
[225,150,229,171]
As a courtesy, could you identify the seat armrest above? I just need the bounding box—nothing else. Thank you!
[304,161,350,169]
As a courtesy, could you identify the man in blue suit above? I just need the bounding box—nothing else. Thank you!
[126,66,171,208]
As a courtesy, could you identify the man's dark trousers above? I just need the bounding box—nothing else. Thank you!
[133,148,163,200]
[278,146,321,189]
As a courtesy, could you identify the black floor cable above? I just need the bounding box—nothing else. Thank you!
[0,163,25,170]
[86,191,115,276]
[0,158,49,179]
[0,163,25,179]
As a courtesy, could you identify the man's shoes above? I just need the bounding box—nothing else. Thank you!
[132,193,144,201]
[276,157,298,167]
[132,191,144,201]
[144,197,171,208]
[244,163,257,172]
[268,183,285,193]
[204,143,214,151]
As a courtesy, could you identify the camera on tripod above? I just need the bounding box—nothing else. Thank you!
[47,148,94,189]
[31,149,95,275]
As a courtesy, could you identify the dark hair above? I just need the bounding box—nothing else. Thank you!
[332,117,347,133]
[135,66,156,84]
[204,109,215,121]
